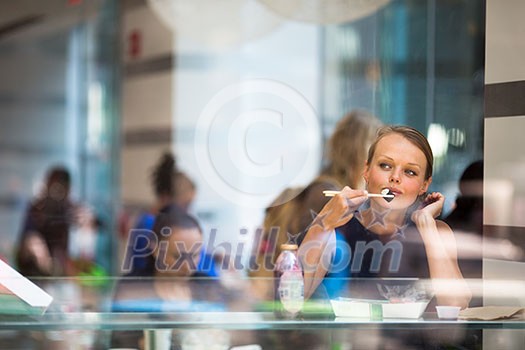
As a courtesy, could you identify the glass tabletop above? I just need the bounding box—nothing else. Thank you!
[0,276,523,331]
[0,311,524,331]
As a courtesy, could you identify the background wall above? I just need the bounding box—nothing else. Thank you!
[483,0,525,347]
[121,3,174,207]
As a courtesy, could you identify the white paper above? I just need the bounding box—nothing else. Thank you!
[0,259,53,308]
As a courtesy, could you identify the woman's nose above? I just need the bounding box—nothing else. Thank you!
[389,171,401,183]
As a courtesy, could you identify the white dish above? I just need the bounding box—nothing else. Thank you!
[330,298,429,319]
[436,306,461,319]
[382,301,428,318]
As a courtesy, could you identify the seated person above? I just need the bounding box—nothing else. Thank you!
[124,152,217,277]
[16,166,97,277]
[444,160,483,306]
[299,125,476,348]
[300,125,471,307]
[111,205,231,349]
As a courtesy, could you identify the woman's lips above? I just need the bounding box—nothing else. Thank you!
[384,187,402,196]
[380,188,396,202]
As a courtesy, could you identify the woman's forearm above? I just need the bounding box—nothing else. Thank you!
[415,215,472,308]
[298,189,366,299]
[298,224,335,299]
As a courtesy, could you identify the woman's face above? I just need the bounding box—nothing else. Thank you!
[363,133,431,210]
[154,226,203,277]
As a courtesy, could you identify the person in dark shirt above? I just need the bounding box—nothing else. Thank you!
[16,166,94,276]
[444,160,483,306]
[124,152,218,277]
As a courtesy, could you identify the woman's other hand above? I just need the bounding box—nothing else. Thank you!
[411,192,444,224]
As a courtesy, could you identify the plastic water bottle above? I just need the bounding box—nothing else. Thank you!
[274,243,304,318]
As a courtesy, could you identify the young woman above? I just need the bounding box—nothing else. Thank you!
[299,125,472,308]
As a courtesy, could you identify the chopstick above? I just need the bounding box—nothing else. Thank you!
[322,190,394,198]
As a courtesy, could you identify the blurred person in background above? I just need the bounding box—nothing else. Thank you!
[15,166,96,276]
[249,110,382,298]
[444,160,483,306]
[135,152,196,231]
[173,169,198,213]
[112,204,236,349]
[123,152,218,276]
[445,160,483,237]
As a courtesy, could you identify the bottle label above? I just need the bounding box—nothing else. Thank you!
[278,270,304,314]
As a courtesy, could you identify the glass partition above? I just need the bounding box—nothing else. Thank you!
[5,1,525,349]
[0,1,489,273]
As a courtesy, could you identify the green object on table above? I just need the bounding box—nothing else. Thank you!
[369,302,383,320]
[77,264,110,287]
[253,300,334,317]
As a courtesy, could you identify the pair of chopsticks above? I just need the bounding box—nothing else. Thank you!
[323,190,394,198]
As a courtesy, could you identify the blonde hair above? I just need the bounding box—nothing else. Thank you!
[324,110,383,188]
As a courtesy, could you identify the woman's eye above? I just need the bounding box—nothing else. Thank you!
[379,163,391,170]
[405,169,417,176]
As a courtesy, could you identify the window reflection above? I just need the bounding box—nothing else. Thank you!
[2,1,525,349]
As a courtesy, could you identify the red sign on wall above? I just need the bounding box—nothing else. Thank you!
[128,30,142,59]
